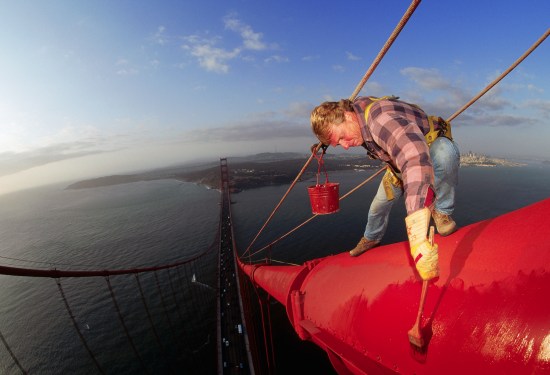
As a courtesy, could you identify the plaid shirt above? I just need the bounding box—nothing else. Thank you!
[353,96,435,213]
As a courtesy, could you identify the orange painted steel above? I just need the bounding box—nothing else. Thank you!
[239,198,550,374]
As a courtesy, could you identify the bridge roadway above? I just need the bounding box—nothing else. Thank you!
[217,158,254,374]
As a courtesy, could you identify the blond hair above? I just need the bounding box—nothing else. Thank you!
[310,99,354,145]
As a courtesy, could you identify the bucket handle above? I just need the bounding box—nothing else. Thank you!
[312,148,330,186]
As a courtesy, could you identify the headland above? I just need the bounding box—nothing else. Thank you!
[65,152,526,192]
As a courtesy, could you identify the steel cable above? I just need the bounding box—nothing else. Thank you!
[243,27,550,260]
[56,278,104,374]
[0,328,28,375]
[447,28,550,123]
[243,0,422,258]
[106,276,150,374]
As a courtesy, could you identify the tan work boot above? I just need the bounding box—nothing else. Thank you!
[349,236,380,257]
[432,210,457,236]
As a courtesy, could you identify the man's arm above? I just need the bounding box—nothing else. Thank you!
[368,106,434,214]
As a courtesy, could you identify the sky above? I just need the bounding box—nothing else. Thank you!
[1,0,549,195]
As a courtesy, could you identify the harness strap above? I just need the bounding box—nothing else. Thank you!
[363,96,396,125]
[426,116,453,146]
[382,166,403,201]
[362,97,452,203]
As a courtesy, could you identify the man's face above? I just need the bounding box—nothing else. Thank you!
[327,114,363,150]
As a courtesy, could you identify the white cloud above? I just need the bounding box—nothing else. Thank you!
[477,89,512,111]
[0,134,314,196]
[473,113,537,127]
[346,51,361,61]
[361,81,386,97]
[400,67,451,91]
[115,58,139,75]
[264,55,289,63]
[0,124,30,153]
[0,121,156,178]
[182,13,276,74]
[526,84,544,93]
[524,99,550,115]
[181,101,315,144]
[0,99,318,191]
[116,68,139,76]
[152,26,168,45]
[223,13,267,51]
[395,66,547,130]
[398,67,473,114]
[283,101,312,118]
[302,55,319,61]
[189,44,240,73]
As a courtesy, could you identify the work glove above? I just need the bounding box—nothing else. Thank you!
[405,207,439,280]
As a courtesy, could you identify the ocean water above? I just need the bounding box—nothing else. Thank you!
[230,163,550,374]
[0,180,220,267]
[0,180,220,374]
[0,163,549,374]
[231,163,550,264]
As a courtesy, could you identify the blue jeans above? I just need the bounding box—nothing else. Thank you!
[364,137,460,241]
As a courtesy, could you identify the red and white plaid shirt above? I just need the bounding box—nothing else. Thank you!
[353,96,435,214]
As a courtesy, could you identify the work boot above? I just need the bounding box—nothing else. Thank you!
[432,210,457,236]
[349,237,380,257]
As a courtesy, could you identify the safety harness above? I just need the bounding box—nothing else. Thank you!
[425,116,453,146]
[362,96,454,201]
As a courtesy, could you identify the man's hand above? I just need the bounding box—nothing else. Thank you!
[310,143,327,154]
[410,241,439,280]
[405,207,439,280]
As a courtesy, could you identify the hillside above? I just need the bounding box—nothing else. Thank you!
[65,153,382,191]
[66,152,525,192]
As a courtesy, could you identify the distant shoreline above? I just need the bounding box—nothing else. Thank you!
[65,152,529,192]
[459,152,526,167]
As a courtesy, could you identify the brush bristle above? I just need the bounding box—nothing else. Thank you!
[408,333,424,348]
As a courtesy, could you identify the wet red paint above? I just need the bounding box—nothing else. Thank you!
[239,198,550,374]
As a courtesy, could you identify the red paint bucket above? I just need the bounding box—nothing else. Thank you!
[308,182,339,214]
[308,150,340,215]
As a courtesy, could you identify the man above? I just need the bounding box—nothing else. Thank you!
[310,96,460,280]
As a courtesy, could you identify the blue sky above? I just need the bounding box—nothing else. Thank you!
[1,0,549,194]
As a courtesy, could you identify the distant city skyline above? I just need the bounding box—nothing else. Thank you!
[1,1,549,195]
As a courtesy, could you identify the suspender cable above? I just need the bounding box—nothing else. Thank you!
[245,22,547,260]
[242,145,321,258]
[106,276,150,374]
[349,0,421,101]
[0,329,28,375]
[243,0,422,257]
[248,166,386,258]
[447,28,550,123]
[56,278,104,374]
[249,24,549,258]
[135,274,165,352]
[154,271,182,351]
